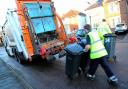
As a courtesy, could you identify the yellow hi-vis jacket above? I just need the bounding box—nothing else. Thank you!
[97,22,112,40]
[88,31,108,59]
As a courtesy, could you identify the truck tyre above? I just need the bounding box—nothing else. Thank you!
[13,49,25,64]
[18,52,26,64]
[5,46,12,57]
[16,52,24,64]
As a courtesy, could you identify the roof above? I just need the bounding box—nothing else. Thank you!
[84,0,119,11]
[85,2,102,11]
[105,0,119,3]
[62,10,86,19]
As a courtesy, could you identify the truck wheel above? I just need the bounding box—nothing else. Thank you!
[16,55,24,64]
[14,51,25,64]
[5,46,12,57]
[18,53,26,64]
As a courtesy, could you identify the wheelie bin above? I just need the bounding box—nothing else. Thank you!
[104,34,116,62]
[76,29,86,41]
[64,43,84,79]
[77,37,89,73]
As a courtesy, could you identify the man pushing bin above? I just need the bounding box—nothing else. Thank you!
[97,19,112,41]
[64,30,89,79]
[97,19,117,62]
[84,24,118,85]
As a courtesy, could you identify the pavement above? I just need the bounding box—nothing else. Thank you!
[0,58,33,89]
[0,33,128,89]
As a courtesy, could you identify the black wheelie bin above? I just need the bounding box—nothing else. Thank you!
[64,43,84,79]
[76,29,86,41]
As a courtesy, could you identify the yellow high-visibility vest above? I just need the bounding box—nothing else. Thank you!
[88,31,108,59]
[97,22,112,40]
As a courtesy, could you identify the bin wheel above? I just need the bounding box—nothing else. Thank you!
[115,31,119,35]
[113,55,117,62]
[113,55,116,59]
[77,68,82,75]
[67,75,73,80]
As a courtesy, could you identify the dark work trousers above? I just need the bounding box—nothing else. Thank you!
[88,56,114,78]
[80,50,90,72]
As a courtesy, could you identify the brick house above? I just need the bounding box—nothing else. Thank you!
[62,10,86,34]
[85,0,128,28]
[84,3,105,28]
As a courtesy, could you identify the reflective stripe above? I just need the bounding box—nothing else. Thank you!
[91,39,101,45]
[89,31,108,59]
[91,48,106,54]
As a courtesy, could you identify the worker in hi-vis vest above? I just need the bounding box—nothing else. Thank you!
[84,24,118,85]
[97,19,112,41]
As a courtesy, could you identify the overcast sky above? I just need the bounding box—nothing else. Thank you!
[53,0,96,15]
[0,0,96,26]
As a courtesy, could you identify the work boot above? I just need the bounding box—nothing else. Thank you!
[108,76,118,85]
[86,73,95,80]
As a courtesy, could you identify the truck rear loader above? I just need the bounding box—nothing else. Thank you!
[2,0,67,63]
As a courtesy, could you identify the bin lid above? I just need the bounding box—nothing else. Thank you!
[76,29,86,37]
[77,39,87,48]
[64,43,83,55]
[81,39,87,44]
[104,33,116,37]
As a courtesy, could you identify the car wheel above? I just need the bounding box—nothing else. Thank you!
[126,30,128,33]
[115,31,119,35]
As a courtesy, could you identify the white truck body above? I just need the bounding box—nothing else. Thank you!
[2,10,29,59]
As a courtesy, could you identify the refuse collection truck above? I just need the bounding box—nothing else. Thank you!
[2,0,67,63]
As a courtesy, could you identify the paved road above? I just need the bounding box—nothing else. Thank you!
[0,33,128,89]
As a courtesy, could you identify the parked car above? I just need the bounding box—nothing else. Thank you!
[115,23,128,34]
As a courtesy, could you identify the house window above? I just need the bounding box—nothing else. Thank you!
[115,2,120,12]
[109,4,114,13]
[109,16,121,28]
[109,2,119,13]
[70,17,77,24]
[112,18,115,27]
[117,17,121,24]
[114,16,121,26]
[126,0,128,15]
